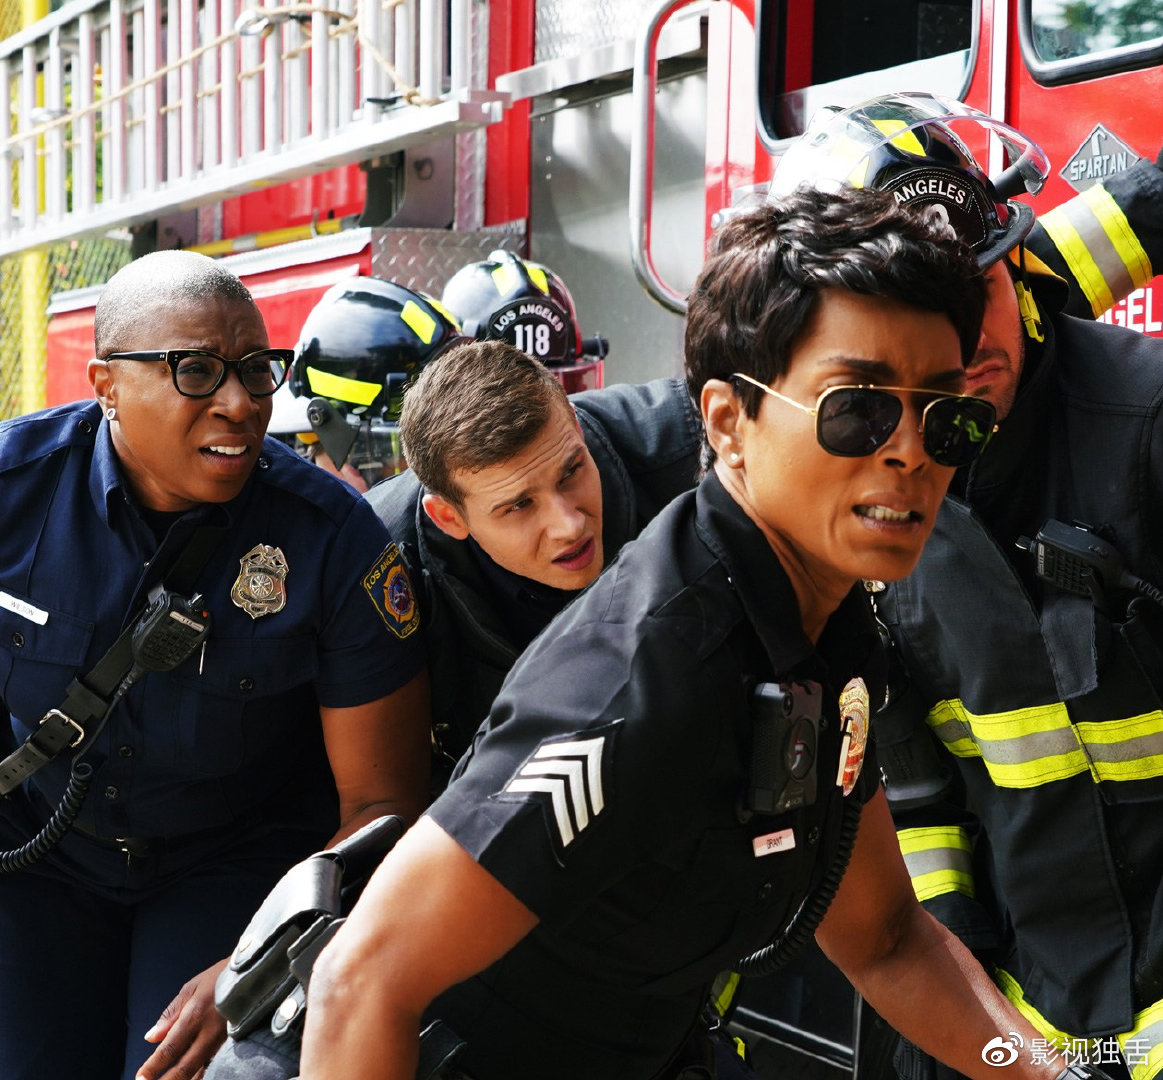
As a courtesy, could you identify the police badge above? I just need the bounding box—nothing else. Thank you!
[836,676,869,796]
[231,544,289,620]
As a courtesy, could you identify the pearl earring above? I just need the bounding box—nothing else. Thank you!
[106,406,116,421]
[729,451,740,463]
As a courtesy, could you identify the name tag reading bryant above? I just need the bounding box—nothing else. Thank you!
[0,592,48,626]
[753,828,796,857]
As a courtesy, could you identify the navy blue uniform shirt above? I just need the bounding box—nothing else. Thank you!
[0,400,424,842]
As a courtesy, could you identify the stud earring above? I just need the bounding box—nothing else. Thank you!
[106,406,116,421]
[728,451,740,463]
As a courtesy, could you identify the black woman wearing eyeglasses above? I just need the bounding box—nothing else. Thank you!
[0,250,431,1080]
[203,187,1074,1080]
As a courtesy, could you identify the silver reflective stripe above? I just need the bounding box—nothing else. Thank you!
[1038,184,1153,316]
[1077,717,1163,778]
[897,826,975,901]
[927,701,1163,789]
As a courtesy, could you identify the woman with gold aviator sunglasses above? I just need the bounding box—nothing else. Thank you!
[209,187,1072,1080]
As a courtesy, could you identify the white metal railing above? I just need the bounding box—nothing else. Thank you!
[0,0,506,258]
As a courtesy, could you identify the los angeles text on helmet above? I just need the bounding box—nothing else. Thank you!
[491,302,567,335]
[893,176,970,206]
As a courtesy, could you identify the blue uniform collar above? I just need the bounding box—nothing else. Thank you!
[466,536,574,651]
[88,408,130,526]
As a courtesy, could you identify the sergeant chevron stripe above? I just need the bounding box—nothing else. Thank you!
[504,735,607,847]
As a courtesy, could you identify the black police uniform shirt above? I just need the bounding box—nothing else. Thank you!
[424,469,883,1080]
[0,400,425,854]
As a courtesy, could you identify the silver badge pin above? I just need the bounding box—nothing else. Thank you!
[231,544,289,620]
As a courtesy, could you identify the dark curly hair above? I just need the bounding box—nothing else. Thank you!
[684,185,986,460]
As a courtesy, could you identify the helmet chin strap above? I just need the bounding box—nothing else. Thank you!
[1012,243,1045,342]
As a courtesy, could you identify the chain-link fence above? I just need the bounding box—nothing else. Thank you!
[1,6,20,420]
[0,238,131,421]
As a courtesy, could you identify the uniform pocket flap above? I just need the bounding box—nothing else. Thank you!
[0,590,94,666]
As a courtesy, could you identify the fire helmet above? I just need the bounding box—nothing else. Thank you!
[441,251,607,393]
[291,276,464,422]
[267,382,313,438]
[769,92,1050,267]
[283,276,464,485]
[442,250,602,366]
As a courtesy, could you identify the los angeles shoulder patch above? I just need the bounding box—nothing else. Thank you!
[496,719,621,856]
[363,543,420,639]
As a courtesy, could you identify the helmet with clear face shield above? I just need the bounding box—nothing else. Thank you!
[284,276,465,485]
[770,92,1050,267]
[441,250,607,394]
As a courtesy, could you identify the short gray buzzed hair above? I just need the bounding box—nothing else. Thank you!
[94,250,258,357]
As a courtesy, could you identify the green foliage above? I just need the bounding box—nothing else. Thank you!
[1033,0,1163,58]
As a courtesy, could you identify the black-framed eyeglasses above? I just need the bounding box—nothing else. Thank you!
[732,372,997,468]
[104,349,293,399]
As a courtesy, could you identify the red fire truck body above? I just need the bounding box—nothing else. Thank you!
[21,0,1159,412]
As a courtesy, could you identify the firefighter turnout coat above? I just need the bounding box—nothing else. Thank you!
[876,276,1163,1078]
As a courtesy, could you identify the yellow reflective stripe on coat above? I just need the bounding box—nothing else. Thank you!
[897,826,975,902]
[1128,1000,1163,1080]
[995,968,1073,1044]
[1037,183,1153,317]
[710,970,742,1018]
[927,700,1163,788]
[997,969,1163,1080]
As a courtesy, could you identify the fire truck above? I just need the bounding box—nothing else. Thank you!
[4,0,1162,1072]
[7,0,1161,416]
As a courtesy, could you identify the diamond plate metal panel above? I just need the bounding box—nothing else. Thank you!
[369,227,526,298]
[535,0,657,62]
[456,130,488,232]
